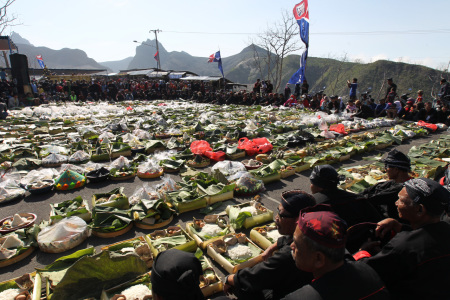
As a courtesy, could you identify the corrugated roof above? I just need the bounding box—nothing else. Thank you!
[128,70,153,76]
[148,71,169,77]
[179,76,223,81]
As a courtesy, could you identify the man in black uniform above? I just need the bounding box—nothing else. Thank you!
[284,209,389,299]
[309,165,382,227]
[223,191,316,300]
[359,149,412,219]
[356,178,450,299]
[151,249,205,300]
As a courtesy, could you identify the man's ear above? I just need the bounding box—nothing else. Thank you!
[313,251,326,270]
[418,204,427,215]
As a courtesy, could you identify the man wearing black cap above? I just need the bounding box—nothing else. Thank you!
[355,178,450,299]
[284,209,389,299]
[359,149,412,219]
[309,164,382,226]
[151,249,205,300]
[223,191,316,300]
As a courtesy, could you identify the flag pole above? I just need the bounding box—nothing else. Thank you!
[150,29,162,70]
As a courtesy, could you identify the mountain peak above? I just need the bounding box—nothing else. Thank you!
[10,32,32,46]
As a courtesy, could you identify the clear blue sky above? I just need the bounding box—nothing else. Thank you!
[8,0,450,70]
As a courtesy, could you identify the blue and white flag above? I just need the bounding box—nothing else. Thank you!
[288,49,307,84]
[36,55,45,69]
[293,0,309,48]
[289,0,309,84]
[208,51,224,78]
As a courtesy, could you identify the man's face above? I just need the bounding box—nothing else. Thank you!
[395,188,419,221]
[275,204,296,235]
[385,165,399,180]
[425,103,432,111]
[310,183,322,194]
[291,228,316,272]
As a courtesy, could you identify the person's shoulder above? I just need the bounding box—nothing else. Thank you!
[282,284,322,300]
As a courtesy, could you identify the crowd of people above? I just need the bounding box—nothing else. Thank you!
[151,149,450,300]
[0,75,449,126]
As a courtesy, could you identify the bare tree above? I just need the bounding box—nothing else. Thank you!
[0,0,18,34]
[250,10,303,92]
[331,52,348,95]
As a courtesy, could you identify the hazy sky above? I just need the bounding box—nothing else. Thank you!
[8,0,450,70]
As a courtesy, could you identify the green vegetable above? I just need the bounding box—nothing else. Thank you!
[228,206,252,229]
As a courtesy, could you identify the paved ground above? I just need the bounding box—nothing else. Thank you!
[0,130,446,298]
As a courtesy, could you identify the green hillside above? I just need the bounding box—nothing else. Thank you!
[222,46,444,101]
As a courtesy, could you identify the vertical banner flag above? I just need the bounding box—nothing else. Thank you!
[36,55,45,69]
[293,0,309,47]
[154,51,159,62]
[289,0,309,84]
[288,49,308,85]
[208,51,224,78]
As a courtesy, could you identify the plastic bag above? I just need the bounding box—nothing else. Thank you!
[238,137,273,156]
[204,150,226,161]
[129,183,159,206]
[133,128,152,140]
[227,170,250,182]
[98,131,115,141]
[137,159,161,174]
[68,150,90,163]
[121,133,138,143]
[318,119,328,131]
[417,120,438,132]
[320,130,335,139]
[38,216,90,253]
[153,150,178,163]
[329,124,348,135]
[109,156,131,169]
[59,164,86,175]
[83,162,106,173]
[42,153,68,165]
[190,140,212,155]
[234,173,265,196]
[211,160,246,176]
[155,175,180,197]
[20,169,58,186]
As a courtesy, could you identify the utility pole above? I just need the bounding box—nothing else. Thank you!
[150,29,162,70]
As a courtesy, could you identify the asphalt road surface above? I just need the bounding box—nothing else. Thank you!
[0,130,446,299]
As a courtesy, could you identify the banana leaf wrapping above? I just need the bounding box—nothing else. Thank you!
[50,196,91,223]
[0,225,39,262]
[37,247,95,288]
[92,187,129,210]
[12,158,42,171]
[90,206,132,233]
[48,251,147,299]
[131,198,175,225]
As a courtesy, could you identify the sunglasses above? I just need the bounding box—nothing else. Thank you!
[277,207,295,219]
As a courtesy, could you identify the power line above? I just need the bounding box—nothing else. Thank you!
[164,29,450,36]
